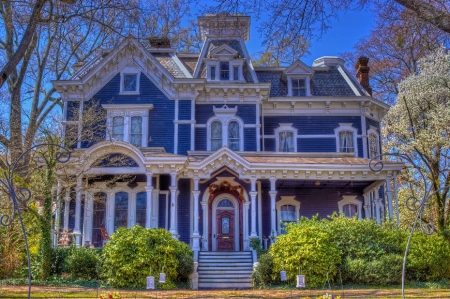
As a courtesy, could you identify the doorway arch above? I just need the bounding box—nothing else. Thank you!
[211,194,240,251]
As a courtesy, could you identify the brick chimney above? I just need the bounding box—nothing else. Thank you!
[149,37,171,48]
[355,56,372,96]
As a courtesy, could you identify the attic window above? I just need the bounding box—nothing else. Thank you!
[120,68,140,95]
[123,74,137,91]
[292,78,306,96]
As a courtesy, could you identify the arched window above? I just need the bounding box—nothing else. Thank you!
[92,192,106,248]
[211,120,222,151]
[112,116,124,141]
[136,192,146,227]
[338,195,362,219]
[228,121,240,151]
[114,192,128,230]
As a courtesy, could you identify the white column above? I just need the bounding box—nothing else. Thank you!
[53,182,62,247]
[169,173,178,239]
[145,173,153,228]
[129,192,136,227]
[83,193,94,246]
[250,178,258,238]
[363,193,371,219]
[63,187,71,231]
[74,178,83,246]
[151,188,159,228]
[201,202,208,250]
[375,187,381,224]
[394,171,400,226]
[243,202,250,250]
[269,177,277,238]
[106,192,115,235]
[192,178,201,251]
[386,179,394,219]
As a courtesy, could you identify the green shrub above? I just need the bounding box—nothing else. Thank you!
[342,254,403,285]
[50,247,70,276]
[252,253,273,288]
[64,247,101,280]
[406,232,450,281]
[269,220,341,288]
[101,225,193,288]
[250,237,266,257]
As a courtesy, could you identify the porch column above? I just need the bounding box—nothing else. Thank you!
[250,178,258,238]
[243,202,250,250]
[145,173,153,228]
[201,201,208,250]
[63,187,71,231]
[74,177,83,247]
[192,178,201,251]
[151,188,159,228]
[394,171,400,226]
[83,192,94,246]
[269,177,277,238]
[374,187,381,224]
[363,193,371,219]
[169,172,178,239]
[53,182,62,247]
[386,177,394,220]
[106,192,115,235]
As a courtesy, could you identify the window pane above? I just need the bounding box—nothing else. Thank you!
[112,116,124,141]
[369,133,378,159]
[281,205,296,221]
[211,121,222,151]
[220,62,229,80]
[210,66,216,80]
[293,88,306,96]
[343,204,357,217]
[228,121,240,151]
[131,116,142,147]
[136,192,146,227]
[233,66,239,80]
[123,74,137,91]
[279,131,294,152]
[292,79,306,96]
[92,192,106,248]
[222,217,230,234]
[114,192,128,230]
[339,131,354,152]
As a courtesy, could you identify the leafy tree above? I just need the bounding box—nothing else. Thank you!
[383,47,450,234]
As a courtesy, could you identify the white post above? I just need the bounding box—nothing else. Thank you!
[243,202,250,250]
[169,173,178,239]
[386,178,394,220]
[269,177,277,238]
[363,193,371,219]
[64,187,71,231]
[53,182,62,247]
[394,171,400,226]
[250,178,258,238]
[145,173,153,228]
[74,178,83,246]
[192,178,201,251]
[83,192,94,246]
[375,187,381,224]
[107,192,115,235]
[201,202,208,250]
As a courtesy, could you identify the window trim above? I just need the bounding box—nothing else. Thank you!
[367,126,380,160]
[287,76,311,97]
[119,67,140,95]
[207,116,244,151]
[338,195,362,219]
[274,123,298,152]
[334,123,358,156]
[205,59,244,82]
[276,196,300,235]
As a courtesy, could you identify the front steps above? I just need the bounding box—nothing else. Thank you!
[198,251,253,289]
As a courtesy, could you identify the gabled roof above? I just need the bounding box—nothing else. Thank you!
[283,60,314,76]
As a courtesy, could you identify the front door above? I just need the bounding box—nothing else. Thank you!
[216,210,235,251]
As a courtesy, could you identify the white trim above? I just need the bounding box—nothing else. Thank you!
[206,110,244,151]
[337,65,361,96]
[276,196,300,235]
[211,194,240,251]
[334,123,358,156]
[174,100,179,154]
[119,67,141,95]
[191,100,195,151]
[274,123,298,152]
[338,195,362,219]
[361,116,368,158]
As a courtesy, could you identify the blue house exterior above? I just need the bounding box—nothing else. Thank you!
[52,12,403,253]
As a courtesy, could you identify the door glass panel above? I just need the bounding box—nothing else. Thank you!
[222,217,230,234]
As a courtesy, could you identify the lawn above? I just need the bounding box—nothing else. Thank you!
[0,285,449,298]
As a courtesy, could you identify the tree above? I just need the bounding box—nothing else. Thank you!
[383,47,450,234]
[341,4,449,104]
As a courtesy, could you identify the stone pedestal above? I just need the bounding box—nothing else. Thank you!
[189,272,199,290]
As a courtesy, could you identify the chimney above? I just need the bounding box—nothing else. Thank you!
[149,37,171,48]
[355,56,372,96]
[72,61,85,73]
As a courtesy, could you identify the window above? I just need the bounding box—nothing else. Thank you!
[280,204,296,234]
[210,66,216,80]
[228,121,240,151]
[123,74,137,92]
[276,196,300,235]
[220,61,229,80]
[292,78,306,96]
[279,131,294,152]
[92,193,106,248]
[339,131,354,153]
[233,66,239,80]
[338,195,362,219]
[130,116,142,147]
[114,192,128,230]
[136,192,146,227]
[369,133,379,159]
[211,120,222,151]
[112,116,124,141]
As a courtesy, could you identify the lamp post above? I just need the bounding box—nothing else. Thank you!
[0,144,70,299]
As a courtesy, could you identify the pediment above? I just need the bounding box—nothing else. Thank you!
[283,60,314,76]
[210,44,238,57]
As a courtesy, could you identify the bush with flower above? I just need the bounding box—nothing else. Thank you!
[98,291,121,299]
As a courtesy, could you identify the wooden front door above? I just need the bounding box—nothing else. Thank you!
[216,210,235,251]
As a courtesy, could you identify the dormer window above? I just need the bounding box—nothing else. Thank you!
[292,78,306,96]
[120,68,140,95]
[220,62,230,80]
[205,44,244,82]
[210,66,216,80]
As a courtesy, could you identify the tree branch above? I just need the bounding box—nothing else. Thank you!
[395,0,450,33]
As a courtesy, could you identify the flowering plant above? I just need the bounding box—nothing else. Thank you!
[316,294,341,299]
[98,292,121,299]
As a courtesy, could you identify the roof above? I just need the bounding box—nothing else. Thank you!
[255,71,287,96]
[152,53,187,78]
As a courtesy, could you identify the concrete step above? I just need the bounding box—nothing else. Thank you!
[198,282,252,289]
[198,269,253,274]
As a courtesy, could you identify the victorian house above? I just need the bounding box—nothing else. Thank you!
[52,13,403,260]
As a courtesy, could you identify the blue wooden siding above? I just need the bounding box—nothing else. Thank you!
[177,179,191,244]
[264,116,362,135]
[178,124,191,155]
[178,100,191,121]
[195,104,256,124]
[159,174,170,190]
[298,138,336,152]
[66,101,79,121]
[264,138,275,151]
[357,138,363,158]
[244,128,256,151]
[366,118,380,131]
[158,194,167,229]
[195,128,207,151]
[260,182,272,239]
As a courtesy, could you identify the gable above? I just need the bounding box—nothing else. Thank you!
[283,60,314,76]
